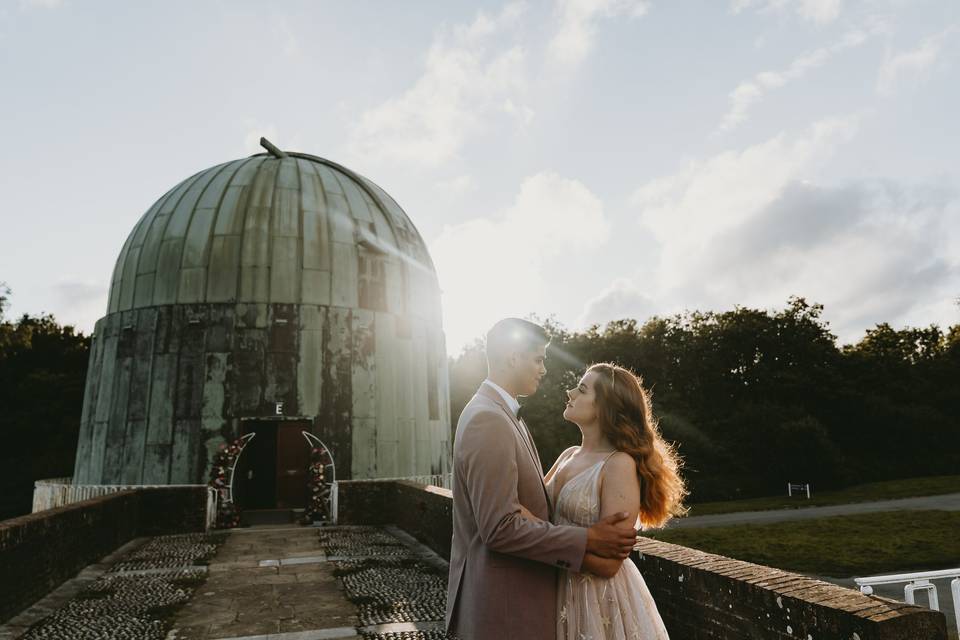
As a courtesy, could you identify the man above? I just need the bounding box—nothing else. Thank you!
[446,318,637,639]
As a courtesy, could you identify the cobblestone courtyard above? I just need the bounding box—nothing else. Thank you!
[1,525,451,640]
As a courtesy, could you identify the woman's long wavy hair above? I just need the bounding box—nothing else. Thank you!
[588,362,688,528]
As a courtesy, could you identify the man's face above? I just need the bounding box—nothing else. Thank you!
[513,344,547,397]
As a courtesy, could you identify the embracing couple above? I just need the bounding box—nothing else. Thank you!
[446,318,687,640]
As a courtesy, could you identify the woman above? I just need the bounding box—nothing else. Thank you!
[543,362,687,639]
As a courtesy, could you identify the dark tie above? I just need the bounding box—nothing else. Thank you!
[516,404,527,423]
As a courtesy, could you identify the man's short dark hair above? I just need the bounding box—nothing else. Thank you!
[486,318,550,364]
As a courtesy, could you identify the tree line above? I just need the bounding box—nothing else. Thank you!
[0,284,89,519]
[1,286,956,519]
[450,297,960,502]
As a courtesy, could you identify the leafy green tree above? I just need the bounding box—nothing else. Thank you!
[0,288,89,519]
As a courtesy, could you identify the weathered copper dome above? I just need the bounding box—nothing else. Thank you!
[74,141,451,500]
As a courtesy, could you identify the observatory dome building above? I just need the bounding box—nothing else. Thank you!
[72,142,451,510]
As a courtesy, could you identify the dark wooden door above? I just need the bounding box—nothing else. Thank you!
[235,422,277,510]
[275,422,310,508]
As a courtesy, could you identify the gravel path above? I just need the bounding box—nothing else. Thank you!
[669,492,960,529]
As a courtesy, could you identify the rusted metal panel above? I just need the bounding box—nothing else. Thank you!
[152,238,184,305]
[170,418,199,483]
[73,326,103,483]
[276,157,299,189]
[197,160,241,209]
[321,306,353,479]
[330,242,358,308]
[351,417,377,478]
[411,321,432,475]
[88,420,108,482]
[352,309,376,421]
[141,443,170,484]
[232,328,266,414]
[163,163,223,239]
[241,206,271,266]
[270,235,299,303]
[118,246,141,311]
[201,352,228,431]
[182,207,215,268]
[239,265,270,301]
[301,270,331,305]
[93,327,119,425]
[178,267,206,304]
[103,353,132,483]
[272,188,300,237]
[206,235,241,302]
[247,158,278,208]
[336,170,373,223]
[297,305,323,417]
[204,305,232,352]
[146,353,175,445]
[174,322,205,420]
[121,419,146,484]
[133,272,155,308]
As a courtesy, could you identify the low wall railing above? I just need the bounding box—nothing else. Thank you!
[336,479,949,640]
[33,478,218,531]
[856,567,960,636]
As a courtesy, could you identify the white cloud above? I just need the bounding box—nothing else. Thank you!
[877,27,956,96]
[431,171,609,353]
[731,0,842,24]
[19,0,63,9]
[548,0,650,66]
[347,3,531,169]
[52,280,109,332]
[579,278,655,327]
[719,28,868,131]
[634,115,859,282]
[619,118,960,343]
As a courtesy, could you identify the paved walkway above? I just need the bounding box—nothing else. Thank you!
[670,492,960,529]
[1,525,451,640]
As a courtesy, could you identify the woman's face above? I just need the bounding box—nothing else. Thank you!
[563,370,601,426]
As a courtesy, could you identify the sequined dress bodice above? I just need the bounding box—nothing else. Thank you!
[546,455,670,640]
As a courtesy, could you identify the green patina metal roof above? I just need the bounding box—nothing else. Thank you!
[106,147,438,315]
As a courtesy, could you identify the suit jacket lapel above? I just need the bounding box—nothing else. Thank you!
[477,385,551,507]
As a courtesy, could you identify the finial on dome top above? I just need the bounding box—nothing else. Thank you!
[260,137,288,159]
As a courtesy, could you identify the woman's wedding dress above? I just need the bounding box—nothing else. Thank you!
[548,454,670,640]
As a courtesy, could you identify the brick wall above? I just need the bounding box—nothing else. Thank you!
[0,486,209,624]
[336,479,948,640]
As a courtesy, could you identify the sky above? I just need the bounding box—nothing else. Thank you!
[0,0,958,355]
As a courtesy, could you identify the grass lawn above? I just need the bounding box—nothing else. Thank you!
[645,510,960,577]
[688,475,960,516]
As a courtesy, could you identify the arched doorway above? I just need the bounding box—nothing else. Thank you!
[234,419,312,512]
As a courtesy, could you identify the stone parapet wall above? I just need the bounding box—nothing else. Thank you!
[337,479,453,560]
[0,486,209,624]
[633,537,946,640]
[336,479,948,640]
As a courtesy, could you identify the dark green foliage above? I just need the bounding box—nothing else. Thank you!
[448,298,960,503]
[0,287,90,519]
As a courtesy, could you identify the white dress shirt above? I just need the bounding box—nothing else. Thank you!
[483,379,520,418]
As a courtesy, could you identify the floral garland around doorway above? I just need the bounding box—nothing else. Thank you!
[302,445,334,524]
[208,436,249,529]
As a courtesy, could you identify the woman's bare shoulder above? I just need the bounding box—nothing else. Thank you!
[602,451,638,481]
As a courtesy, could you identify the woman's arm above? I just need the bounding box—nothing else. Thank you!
[581,552,623,578]
[583,452,641,577]
[543,446,579,484]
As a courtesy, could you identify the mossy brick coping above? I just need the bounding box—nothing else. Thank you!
[0,486,209,624]
[337,479,949,640]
